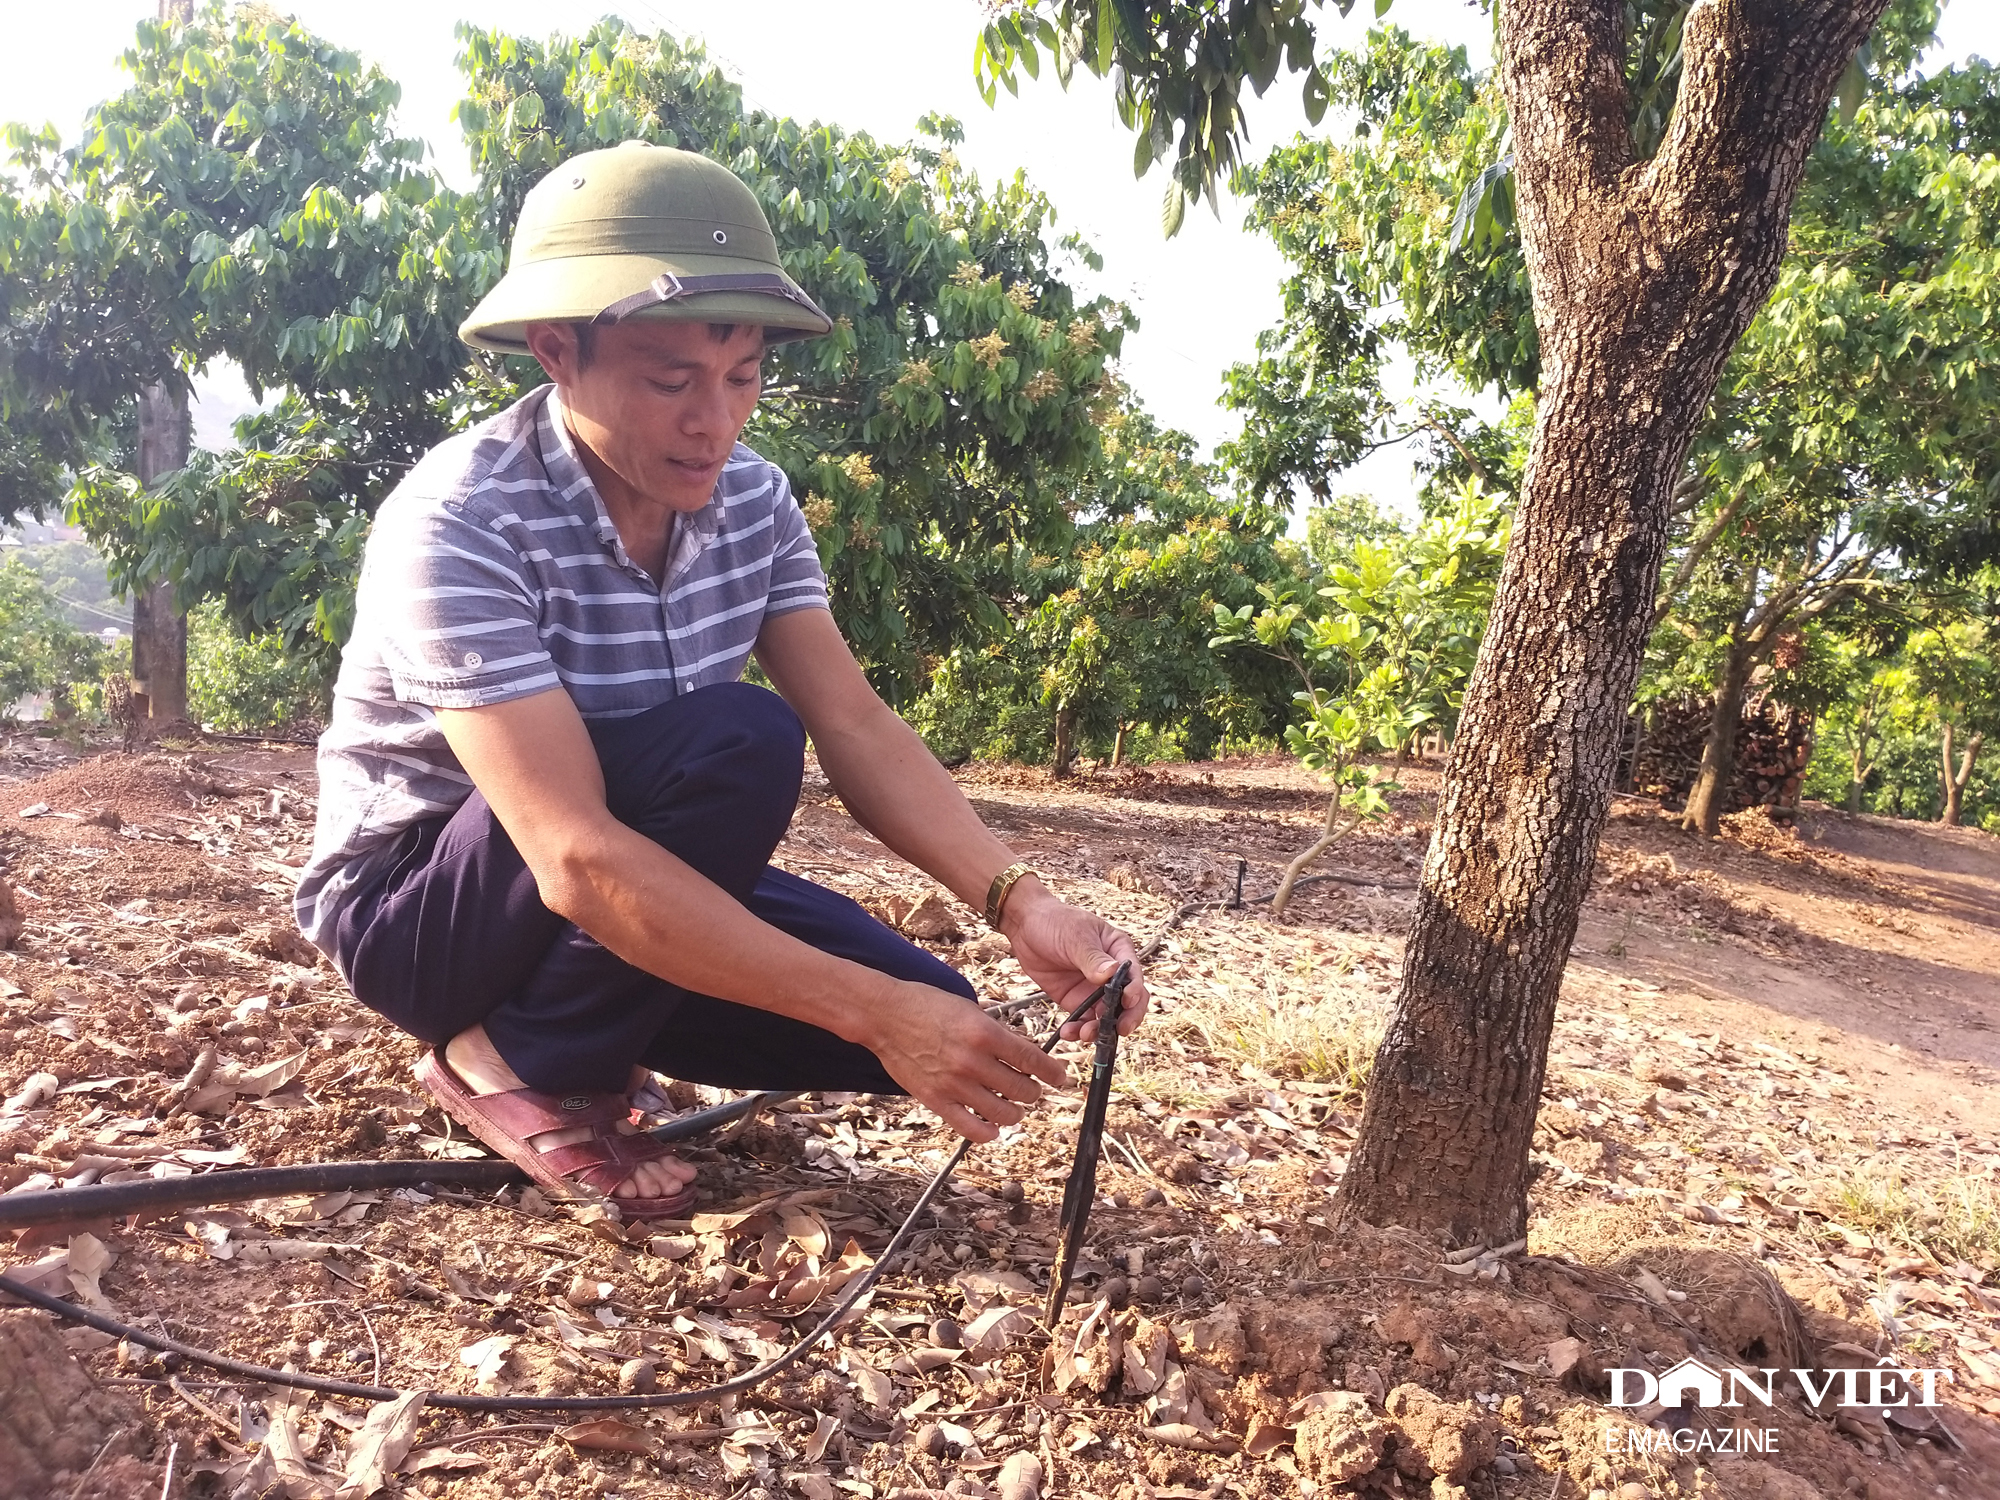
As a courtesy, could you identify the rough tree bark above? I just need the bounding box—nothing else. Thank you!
[132,379,190,725]
[1051,701,1078,778]
[1940,724,1983,828]
[1336,0,1892,1244]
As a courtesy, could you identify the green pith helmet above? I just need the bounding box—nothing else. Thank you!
[458,142,832,353]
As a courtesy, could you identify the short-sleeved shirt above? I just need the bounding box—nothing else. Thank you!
[295,382,830,958]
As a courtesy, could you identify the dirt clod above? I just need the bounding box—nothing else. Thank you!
[1384,1382,1500,1484]
[1295,1391,1395,1483]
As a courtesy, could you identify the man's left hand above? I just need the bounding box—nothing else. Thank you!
[998,879,1150,1041]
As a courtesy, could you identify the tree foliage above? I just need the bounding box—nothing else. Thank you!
[3,2,488,656]
[912,407,1301,768]
[0,556,105,714]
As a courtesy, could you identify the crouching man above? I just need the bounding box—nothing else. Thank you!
[296,144,1148,1217]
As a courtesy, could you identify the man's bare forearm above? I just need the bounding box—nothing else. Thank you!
[807,698,1041,916]
[539,815,905,1042]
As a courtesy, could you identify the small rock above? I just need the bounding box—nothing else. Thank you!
[1138,1186,1166,1208]
[1179,1274,1209,1302]
[929,1319,963,1349]
[1100,1276,1130,1310]
[998,1180,1025,1204]
[1492,1452,1517,1476]
[952,1242,975,1262]
[618,1358,656,1394]
[916,1422,948,1458]
[1133,1274,1163,1305]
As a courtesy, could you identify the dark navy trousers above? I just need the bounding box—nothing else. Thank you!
[331,682,975,1095]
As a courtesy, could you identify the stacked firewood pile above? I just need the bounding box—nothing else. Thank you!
[1625,695,1815,813]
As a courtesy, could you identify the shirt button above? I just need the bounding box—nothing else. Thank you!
[463,652,483,669]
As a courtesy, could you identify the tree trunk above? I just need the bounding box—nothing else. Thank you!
[132,380,190,725]
[1270,789,1352,917]
[1335,0,1888,1245]
[1051,701,1078,779]
[1681,629,1759,836]
[1941,726,1983,828]
[1111,721,1128,768]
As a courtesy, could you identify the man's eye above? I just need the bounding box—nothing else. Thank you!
[650,381,689,396]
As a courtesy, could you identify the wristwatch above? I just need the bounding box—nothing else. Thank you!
[983,861,1039,931]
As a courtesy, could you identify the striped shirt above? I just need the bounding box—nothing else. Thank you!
[296,382,829,955]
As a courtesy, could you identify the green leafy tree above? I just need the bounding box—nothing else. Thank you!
[1908,606,2000,827]
[4,2,491,688]
[980,0,1910,1242]
[911,408,1302,770]
[185,599,330,734]
[1212,485,1509,912]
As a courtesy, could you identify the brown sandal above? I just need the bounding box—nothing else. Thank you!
[415,1050,696,1220]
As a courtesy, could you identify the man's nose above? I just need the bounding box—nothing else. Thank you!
[676,380,732,439]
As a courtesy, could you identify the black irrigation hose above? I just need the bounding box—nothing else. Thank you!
[0,870,1400,1411]
[0,996,1106,1412]
[0,1090,801,1232]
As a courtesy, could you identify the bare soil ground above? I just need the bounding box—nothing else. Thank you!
[1,732,1997,1500]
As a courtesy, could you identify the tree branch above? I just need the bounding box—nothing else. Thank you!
[1649,486,1747,630]
[1418,410,1497,491]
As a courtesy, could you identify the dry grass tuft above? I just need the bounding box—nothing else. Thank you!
[1166,969,1385,1094]
[1829,1166,2000,1266]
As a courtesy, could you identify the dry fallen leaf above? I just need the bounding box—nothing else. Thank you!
[333,1390,427,1500]
[1243,1419,1293,1458]
[557,1420,659,1457]
[1121,1315,1171,1396]
[961,1303,1033,1359]
[64,1232,116,1313]
[236,1049,309,1098]
[458,1334,515,1395]
[850,1357,895,1410]
[805,1412,842,1463]
[265,1402,333,1500]
[1052,1300,1122,1396]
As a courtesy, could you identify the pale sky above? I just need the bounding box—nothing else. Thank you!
[5,1,1997,515]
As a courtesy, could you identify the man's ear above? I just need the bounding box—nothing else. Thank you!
[523,321,580,383]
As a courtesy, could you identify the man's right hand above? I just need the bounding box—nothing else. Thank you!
[861,982,1070,1142]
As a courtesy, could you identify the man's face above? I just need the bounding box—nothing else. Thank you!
[526,318,765,513]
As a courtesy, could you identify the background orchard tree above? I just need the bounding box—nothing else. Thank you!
[979,0,1940,1241]
[1907,602,2000,828]
[1212,486,1509,913]
[4,0,487,694]
[911,407,1302,771]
